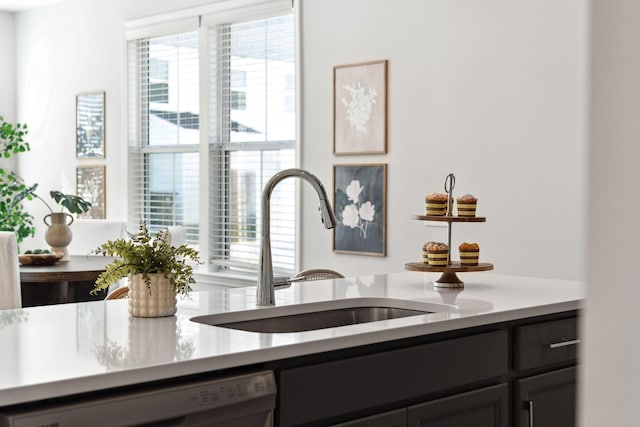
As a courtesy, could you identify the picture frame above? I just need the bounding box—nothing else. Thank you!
[76,91,105,159]
[76,165,106,219]
[333,163,387,256]
[333,60,387,155]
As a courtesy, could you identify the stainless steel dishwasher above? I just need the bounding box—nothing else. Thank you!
[0,370,276,427]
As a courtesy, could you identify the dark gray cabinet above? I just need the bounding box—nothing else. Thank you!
[278,331,508,426]
[272,311,578,427]
[514,317,579,427]
[516,367,576,427]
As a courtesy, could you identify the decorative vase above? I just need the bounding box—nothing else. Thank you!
[128,273,177,318]
[44,212,74,261]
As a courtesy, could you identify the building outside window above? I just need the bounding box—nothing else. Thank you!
[127,2,296,280]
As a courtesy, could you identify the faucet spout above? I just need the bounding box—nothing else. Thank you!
[257,169,336,306]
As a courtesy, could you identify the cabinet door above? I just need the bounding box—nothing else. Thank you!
[407,384,509,427]
[516,366,576,427]
[331,408,406,427]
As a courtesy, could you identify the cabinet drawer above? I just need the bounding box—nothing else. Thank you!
[515,317,578,371]
[278,330,508,426]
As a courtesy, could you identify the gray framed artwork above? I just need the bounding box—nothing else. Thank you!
[76,91,105,158]
[333,60,387,155]
[333,163,387,256]
[76,165,106,219]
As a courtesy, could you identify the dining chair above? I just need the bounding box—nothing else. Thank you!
[68,220,127,255]
[293,269,345,281]
[105,286,129,300]
[166,225,186,247]
[0,231,22,309]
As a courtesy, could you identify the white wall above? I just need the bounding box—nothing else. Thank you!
[0,11,18,180]
[581,1,640,425]
[0,12,15,122]
[299,0,587,280]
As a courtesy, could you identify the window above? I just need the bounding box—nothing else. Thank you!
[127,2,296,278]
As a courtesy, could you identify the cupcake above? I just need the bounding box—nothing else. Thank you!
[458,242,480,266]
[425,192,449,216]
[424,241,449,266]
[422,242,430,264]
[456,193,477,217]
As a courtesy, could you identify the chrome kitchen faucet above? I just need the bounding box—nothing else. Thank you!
[257,169,337,306]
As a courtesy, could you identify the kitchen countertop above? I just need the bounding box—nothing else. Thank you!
[0,271,583,407]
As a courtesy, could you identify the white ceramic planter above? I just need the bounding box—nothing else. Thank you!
[128,273,177,318]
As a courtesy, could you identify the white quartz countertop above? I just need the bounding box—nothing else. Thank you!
[0,271,583,407]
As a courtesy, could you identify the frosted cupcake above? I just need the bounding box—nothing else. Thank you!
[458,242,480,266]
[425,192,449,216]
[425,241,449,266]
[456,194,477,217]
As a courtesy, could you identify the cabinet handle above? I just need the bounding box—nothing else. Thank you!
[549,339,580,349]
[527,400,534,427]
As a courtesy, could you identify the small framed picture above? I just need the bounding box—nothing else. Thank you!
[76,166,106,219]
[76,91,105,159]
[333,163,387,256]
[334,60,387,155]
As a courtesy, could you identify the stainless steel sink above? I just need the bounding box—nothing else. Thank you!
[190,298,453,333]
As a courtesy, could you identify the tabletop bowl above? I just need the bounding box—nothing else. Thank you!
[18,253,63,266]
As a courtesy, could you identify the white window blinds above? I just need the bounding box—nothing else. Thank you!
[126,3,296,277]
[128,31,200,243]
[208,13,296,276]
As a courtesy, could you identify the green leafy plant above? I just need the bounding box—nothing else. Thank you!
[0,117,34,243]
[34,187,92,214]
[91,222,201,297]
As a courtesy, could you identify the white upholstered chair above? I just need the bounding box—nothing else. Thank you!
[166,225,186,247]
[0,231,22,309]
[67,220,127,255]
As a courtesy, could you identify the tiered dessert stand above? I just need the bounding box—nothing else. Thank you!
[404,173,493,288]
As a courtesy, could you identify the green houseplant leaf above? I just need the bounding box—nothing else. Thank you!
[0,117,35,243]
[49,191,92,214]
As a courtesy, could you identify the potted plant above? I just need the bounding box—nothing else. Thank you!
[91,221,201,317]
[15,184,92,259]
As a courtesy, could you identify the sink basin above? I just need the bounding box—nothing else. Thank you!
[190,298,454,333]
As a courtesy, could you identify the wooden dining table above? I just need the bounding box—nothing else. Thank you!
[19,255,115,307]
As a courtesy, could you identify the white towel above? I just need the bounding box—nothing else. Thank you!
[0,232,21,309]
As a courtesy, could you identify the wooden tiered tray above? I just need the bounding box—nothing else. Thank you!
[404,214,493,287]
[404,261,494,287]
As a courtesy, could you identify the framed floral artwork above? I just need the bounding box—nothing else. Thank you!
[76,91,105,159]
[76,165,106,219]
[333,60,387,155]
[333,163,386,256]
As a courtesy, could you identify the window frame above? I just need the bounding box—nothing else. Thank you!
[124,0,299,285]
